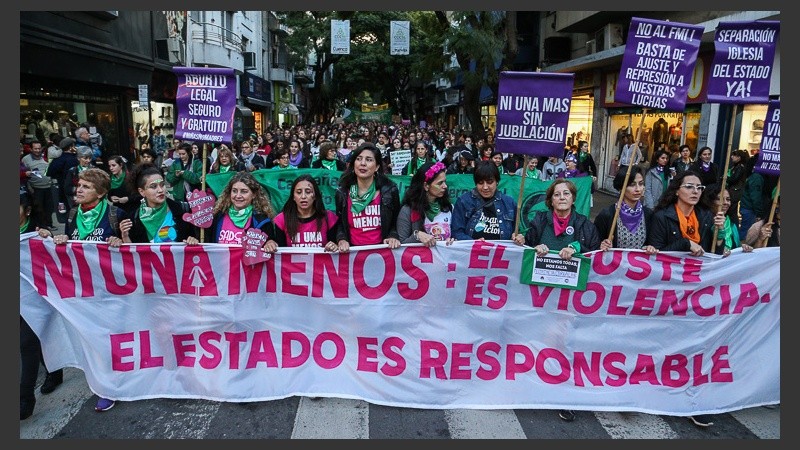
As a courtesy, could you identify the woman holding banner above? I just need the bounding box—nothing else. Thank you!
[334,143,401,252]
[594,166,658,254]
[397,161,455,246]
[207,171,278,250]
[37,167,126,413]
[273,174,339,250]
[648,171,725,258]
[518,177,599,423]
[119,163,198,245]
[452,161,521,242]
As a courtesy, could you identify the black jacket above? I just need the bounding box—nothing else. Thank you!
[648,205,720,254]
[334,177,400,244]
[524,209,600,252]
[126,198,196,243]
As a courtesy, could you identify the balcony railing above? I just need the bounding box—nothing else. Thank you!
[189,20,244,53]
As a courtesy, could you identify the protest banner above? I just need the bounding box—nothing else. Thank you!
[20,237,780,414]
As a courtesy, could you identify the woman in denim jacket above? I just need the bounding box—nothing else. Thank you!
[451,161,519,241]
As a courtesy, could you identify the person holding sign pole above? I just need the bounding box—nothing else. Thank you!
[594,166,658,254]
[517,177,599,423]
[700,183,753,257]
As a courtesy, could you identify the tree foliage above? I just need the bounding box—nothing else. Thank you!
[277,10,519,131]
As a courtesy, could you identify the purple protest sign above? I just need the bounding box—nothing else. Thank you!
[753,99,780,176]
[616,17,704,111]
[707,21,779,104]
[495,71,574,157]
[173,67,236,144]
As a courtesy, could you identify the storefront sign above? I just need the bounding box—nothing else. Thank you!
[753,99,780,176]
[173,67,236,144]
[616,17,704,111]
[707,21,780,104]
[495,71,574,157]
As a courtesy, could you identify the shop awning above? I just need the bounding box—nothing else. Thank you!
[283,103,300,115]
[244,96,272,108]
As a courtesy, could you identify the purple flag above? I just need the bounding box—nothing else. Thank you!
[495,71,574,157]
[707,21,779,104]
[616,17,704,111]
[174,67,236,144]
[753,99,780,176]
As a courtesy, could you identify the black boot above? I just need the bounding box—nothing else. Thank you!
[20,397,35,420]
[40,369,63,394]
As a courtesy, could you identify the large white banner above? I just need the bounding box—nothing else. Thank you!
[390,20,410,55]
[331,19,350,55]
[20,233,779,414]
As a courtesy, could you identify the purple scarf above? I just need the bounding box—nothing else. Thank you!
[619,200,643,233]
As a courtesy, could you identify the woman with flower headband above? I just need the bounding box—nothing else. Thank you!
[397,161,455,247]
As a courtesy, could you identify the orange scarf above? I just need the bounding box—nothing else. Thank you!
[675,204,700,243]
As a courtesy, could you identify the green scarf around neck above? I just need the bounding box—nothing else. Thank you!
[228,204,254,228]
[425,201,441,222]
[321,159,338,171]
[349,182,376,215]
[20,218,30,234]
[111,171,126,189]
[139,200,169,241]
[76,199,108,240]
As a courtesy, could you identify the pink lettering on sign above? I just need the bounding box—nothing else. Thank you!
[182,189,216,228]
[242,228,272,266]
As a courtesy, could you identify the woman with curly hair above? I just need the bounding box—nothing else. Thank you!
[397,161,454,246]
[207,171,278,251]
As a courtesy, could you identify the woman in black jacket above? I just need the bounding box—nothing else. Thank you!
[647,170,725,256]
[120,163,198,244]
[334,143,401,252]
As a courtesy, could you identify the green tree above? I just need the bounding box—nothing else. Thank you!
[435,11,518,140]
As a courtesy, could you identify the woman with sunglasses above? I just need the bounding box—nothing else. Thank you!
[648,171,725,257]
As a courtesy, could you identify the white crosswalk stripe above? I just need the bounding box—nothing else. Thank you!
[291,397,369,439]
[444,409,527,439]
[594,411,680,439]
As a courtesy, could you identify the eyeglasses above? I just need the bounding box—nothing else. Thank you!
[680,184,705,192]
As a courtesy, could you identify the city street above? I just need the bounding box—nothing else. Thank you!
[21,191,780,440]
